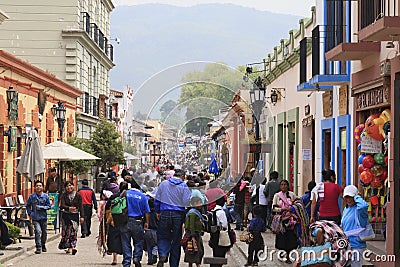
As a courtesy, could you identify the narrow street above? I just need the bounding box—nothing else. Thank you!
[4,217,289,267]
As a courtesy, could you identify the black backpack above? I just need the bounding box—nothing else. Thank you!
[202,208,221,233]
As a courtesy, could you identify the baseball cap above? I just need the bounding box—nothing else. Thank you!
[343,185,358,197]
[250,168,256,172]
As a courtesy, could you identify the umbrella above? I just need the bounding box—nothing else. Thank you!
[16,129,45,181]
[42,141,100,161]
[208,153,219,174]
[124,152,139,160]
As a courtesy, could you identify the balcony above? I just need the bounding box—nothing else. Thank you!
[309,25,350,86]
[325,42,381,61]
[358,0,400,41]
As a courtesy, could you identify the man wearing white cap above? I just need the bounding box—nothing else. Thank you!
[341,185,369,267]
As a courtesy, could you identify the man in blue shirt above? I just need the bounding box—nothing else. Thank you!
[155,168,191,267]
[300,181,319,218]
[121,179,150,267]
[26,180,52,254]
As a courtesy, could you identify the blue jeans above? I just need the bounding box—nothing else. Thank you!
[32,219,47,249]
[120,218,145,267]
[234,203,244,229]
[157,211,184,267]
[144,229,158,264]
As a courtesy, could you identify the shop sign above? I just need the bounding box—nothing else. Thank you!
[361,136,382,154]
[339,85,348,115]
[356,86,390,111]
[302,149,312,160]
[302,115,313,128]
[47,193,59,230]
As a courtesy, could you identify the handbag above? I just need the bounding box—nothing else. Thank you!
[239,231,253,243]
[300,242,332,267]
[218,229,232,247]
[180,231,191,247]
[185,236,199,254]
[344,209,375,242]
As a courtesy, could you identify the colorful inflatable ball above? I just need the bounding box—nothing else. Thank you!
[365,114,384,141]
[374,153,385,165]
[354,124,365,144]
[373,109,391,139]
[362,155,375,169]
[380,169,388,181]
[358,154,367,165]
[360,169,374,185]
[385,156,388,166]
[371,165,383,177]
[371,176,382,189]
[358,164,367,174]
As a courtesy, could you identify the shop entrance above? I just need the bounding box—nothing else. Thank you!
[323,130,332,171]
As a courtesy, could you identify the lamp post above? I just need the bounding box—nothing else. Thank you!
[51,100,66,141]
[249,76,266,167]
[6,86,19,122]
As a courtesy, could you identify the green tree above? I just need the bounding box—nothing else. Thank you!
[160,100,176,120]
[179,63,243,133]
[91,120,125,171]
[64,137,95,175]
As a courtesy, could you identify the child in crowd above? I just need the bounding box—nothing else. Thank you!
[144,196,159,265]
[245,205,266,266]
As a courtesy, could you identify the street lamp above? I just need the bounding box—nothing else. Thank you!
[51,100,66,141]
[249,76,266,167]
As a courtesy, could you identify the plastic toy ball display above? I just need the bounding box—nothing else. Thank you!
[374,153,385,165]
[358,164,366,174]
[371,165,383,177]
[358,154,367,165]
[362,155,375,169]
[360,169,374,185]
[380,169,388,181]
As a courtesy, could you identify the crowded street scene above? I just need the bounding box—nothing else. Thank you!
[0,0,400,266]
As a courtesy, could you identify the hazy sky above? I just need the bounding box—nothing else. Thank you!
[113,0,315,17]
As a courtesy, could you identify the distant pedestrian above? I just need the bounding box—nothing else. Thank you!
[183,197,205,267]
[26,180,52,254]
[250,178,268,224]
[59,181,84,255]
[155,168,191,267]
[120,180,150,267]
[263,171,280,224]
[233,176,247,230]
[78,179,98,238]
[45,167,58,193]
[245,205,266,266]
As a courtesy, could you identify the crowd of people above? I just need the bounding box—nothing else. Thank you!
[22,164,370,267]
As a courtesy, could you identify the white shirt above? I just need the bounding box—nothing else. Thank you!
[251,184,268,205]
[212,204,228,229]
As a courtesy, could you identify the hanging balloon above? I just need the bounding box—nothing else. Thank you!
[354,124,365,144]
[373,109,391,139]
[371,165,383,177]
[385,156,388,166]
[380,168,388,181]
[360,169,373,185]
[371,176,382,188]
[362,155,375,169]
[374,153,385,165]
[358,164,367,174]
[383,122,390,137]
[358,154,367,165]
[365,114,384,141]
[357,144,362,151]
[360,129,368,139]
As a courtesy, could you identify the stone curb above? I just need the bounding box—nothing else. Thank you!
[0,233,61,264]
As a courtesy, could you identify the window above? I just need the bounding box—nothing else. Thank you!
[299,38,307,84]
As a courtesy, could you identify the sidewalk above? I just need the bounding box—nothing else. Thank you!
[0,227,61,265]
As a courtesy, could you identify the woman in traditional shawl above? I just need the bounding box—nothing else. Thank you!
[58,181,84,255]
[272,179,298,264]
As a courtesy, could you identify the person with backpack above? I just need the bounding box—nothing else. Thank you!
[208,195,231,267]
[183,196,205,267]
[120,180,150,267]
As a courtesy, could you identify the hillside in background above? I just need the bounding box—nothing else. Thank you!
[110,3,301,117]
